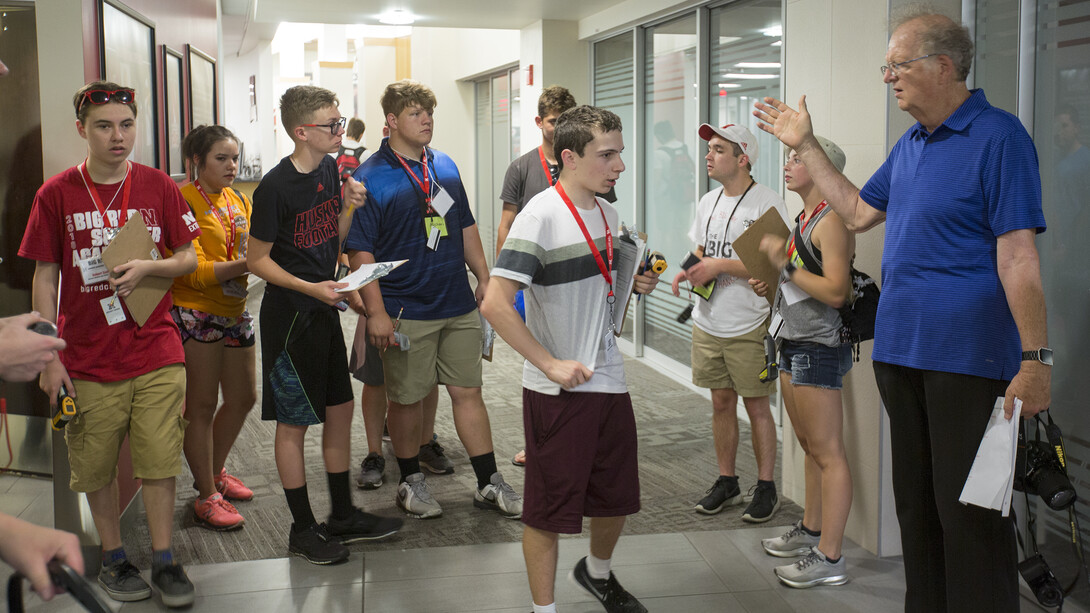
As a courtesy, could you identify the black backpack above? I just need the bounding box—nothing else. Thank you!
[791,213,880,360]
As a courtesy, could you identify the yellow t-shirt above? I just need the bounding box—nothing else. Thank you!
[171,182,252,317]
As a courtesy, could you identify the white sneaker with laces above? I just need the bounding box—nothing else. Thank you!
[396,472,442,519]
[473,472,523,519]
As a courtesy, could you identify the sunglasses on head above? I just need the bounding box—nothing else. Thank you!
[78,88,135,114]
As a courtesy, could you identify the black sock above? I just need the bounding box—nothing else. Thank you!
[469,452,498,490]
[825,554,841,564]
[151,549,174,569]
[327,471,354,520]
[801,524,821,537]
[757,479,776,489]
[397,455,421,483]
[101,547,126,566]
[284,484,316,531]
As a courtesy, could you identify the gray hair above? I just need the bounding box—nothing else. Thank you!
[892,6,974,82]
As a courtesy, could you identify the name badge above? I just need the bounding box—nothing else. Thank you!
[603,328,617,356]
[431,185,455,217]
[426,225,441,251]
[79,255,110,285]
[769,312,785,340]
[424,215,448,238]
[100,294,127,325]
[221,279,248,298]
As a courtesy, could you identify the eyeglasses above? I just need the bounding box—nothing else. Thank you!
[301,117,347,135]
[77,88,135,113]
[879,54,935,77]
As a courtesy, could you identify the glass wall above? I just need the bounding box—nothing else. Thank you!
[592,0,784,368]
[976,0,1090,605]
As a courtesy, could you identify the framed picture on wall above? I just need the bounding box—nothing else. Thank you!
[162,46,185,179]
[187,44,217,128]
[99,0,158,168]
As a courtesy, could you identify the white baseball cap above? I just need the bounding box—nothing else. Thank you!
[698,123,759,165]
[814,136,847,173]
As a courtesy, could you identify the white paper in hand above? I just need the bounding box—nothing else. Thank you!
[959,397,1022,516]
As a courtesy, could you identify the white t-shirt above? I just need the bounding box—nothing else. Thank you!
[686,182,788,338]
[491,187,627,395]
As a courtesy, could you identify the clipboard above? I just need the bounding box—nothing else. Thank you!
[611,225,646,336]
[732,207,791,306]
[100,214,172,327]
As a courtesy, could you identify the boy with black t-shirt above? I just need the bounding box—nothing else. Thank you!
[482,105,660,613]
[248,85,401,565]
[20,81,199,607]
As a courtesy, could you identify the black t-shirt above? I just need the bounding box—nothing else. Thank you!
[251,155,342,310]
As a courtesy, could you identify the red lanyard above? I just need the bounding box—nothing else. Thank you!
[195,180,239,258]
[787,200,828,260]
[537,146,555,187]
[556,181,613,298]
[394,147,432,209]
[78,160,131,226]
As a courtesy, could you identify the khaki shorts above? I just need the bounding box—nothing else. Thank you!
[67,364,187,492]
[382,310,483,405]
[691,323,774,397]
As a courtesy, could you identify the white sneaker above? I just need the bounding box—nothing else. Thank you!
[762,520,820,558]
[396,472,442,519]
[774,547,848,588]
[473,472,523,519]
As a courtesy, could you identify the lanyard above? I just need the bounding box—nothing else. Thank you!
[78,160,132,227]
[787,200,828,261]
[394,147,433,210]
[703,180,754,250]
[537,146,556,187]
[556,181,614,305]
[195,180,239,259]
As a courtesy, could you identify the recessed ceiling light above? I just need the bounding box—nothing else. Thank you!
[379,9,414,25]
[722,73,778,79]
[735,62,781,68]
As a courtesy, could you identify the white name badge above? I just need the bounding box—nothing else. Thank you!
[100,294,127,325]
[431,185,455,217]
[79,255,110,285]
[221,279,248,298]
[603,328,618,356]
[426,226,441,251]
[769,312,785,340]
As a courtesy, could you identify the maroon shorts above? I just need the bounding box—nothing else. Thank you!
[521,388,641,534]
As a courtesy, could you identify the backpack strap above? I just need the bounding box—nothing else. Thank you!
[791,208,829,276]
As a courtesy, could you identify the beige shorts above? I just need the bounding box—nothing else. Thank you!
[67,364,187,492]
[691,323,774,397]
[382,310,484,405]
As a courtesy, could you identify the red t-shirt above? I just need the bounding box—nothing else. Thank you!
[18,162,201,382]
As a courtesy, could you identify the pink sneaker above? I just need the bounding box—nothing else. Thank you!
[194,493,245,531]
[216,468,254,501]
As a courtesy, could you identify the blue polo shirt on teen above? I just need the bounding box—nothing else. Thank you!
[345,138,478,321]
[859,89,1046,382]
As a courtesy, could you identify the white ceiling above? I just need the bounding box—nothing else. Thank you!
[222,0,629,58]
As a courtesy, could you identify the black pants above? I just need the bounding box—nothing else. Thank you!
[873,361,1018,613]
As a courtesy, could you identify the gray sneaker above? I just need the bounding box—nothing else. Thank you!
[97,558,151,602]
[151,562,195,608]
[419,437,455,475]
[396,472,443,519]
[356,452,385,489]
[694,476,741,514]
[762,521,820,558]
[473,472,523,519]
[774,547,848,588]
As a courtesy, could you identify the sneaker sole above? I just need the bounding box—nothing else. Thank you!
[193,509,246,531]
[473,498,522,519]
[742,499,782,523]
[159,589,196,608]
[694,493,742,515]
[335,526,401,544]
[288,546,350,565]
[774,571,849,589]
[98,579,152,602]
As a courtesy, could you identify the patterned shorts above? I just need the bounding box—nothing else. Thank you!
[171,306,255,348]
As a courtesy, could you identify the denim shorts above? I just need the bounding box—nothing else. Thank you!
[778,340,853,389]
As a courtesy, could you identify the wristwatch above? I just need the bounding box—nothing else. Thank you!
[1021,348,1054,366]
[783,261,797,278]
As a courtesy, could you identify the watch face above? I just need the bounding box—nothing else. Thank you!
[1039,348,1054,365]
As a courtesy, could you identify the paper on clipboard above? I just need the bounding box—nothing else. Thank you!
[335,260,408,293]
[100,214,172,327]
[732,207,791,306]
[611,225,646,336]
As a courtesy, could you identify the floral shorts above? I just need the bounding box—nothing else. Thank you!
[171,306,255,348]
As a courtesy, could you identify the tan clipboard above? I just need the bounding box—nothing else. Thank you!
[732,207,791,306]
[100,214,172,327]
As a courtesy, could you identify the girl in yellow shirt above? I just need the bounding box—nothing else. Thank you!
[171,125,254,531]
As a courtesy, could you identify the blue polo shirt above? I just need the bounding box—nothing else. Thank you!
[859,89,1045,381]
[346,138,478,320]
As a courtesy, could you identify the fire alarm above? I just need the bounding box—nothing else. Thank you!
[526,64,534,86]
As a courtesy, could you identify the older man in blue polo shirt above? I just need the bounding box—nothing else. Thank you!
[754,10,1050,613]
